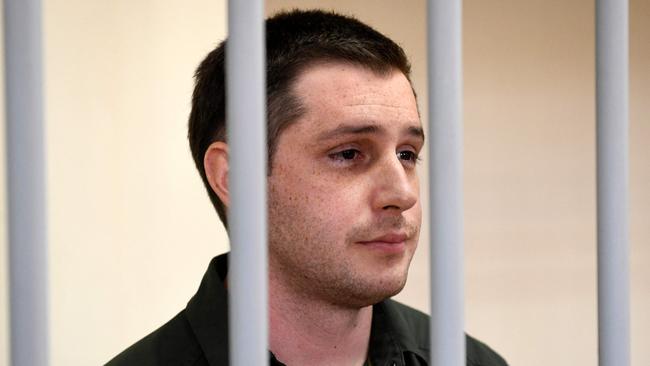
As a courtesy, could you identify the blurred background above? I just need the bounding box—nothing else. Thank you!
[0,0,648,365]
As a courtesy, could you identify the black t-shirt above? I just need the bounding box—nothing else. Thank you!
[107,254,508,366]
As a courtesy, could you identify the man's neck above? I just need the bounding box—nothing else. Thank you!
[268,277,373,366]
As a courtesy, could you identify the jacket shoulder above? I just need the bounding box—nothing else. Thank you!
[105,311,207,366]
[466,334,509,366]
[384,299,508,366]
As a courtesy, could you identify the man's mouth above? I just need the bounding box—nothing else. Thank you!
[361,233,408,244]
[356,232,409,253]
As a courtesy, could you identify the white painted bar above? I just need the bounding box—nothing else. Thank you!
[596,0,630,365]
[226,0,268,365]
[3,0,49,365]
[427,0,465,365]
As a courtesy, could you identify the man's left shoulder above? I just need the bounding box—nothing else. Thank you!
[383,299,508,366]
[465,334,509,366]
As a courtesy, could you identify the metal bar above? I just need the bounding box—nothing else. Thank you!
[3,0,49,365]
[596,0,630,365]
[226,0,268,365]
[427,0,464,365]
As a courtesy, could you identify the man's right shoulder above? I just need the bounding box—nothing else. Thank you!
[384,300,509,366]
[105,311,208,366]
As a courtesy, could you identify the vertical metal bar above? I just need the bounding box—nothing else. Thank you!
[3,0,49,365]
[596,0,630,365]
[427,0,464,365]
[226,0,268,365]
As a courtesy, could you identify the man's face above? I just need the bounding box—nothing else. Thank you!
[268,62,423,308]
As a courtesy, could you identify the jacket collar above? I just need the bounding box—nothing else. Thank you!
[185,253,427,366]
[370,300,429,364]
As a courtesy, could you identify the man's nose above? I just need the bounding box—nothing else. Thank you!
[371,154,418,213]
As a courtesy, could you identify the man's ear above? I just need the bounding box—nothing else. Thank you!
[204,141,230,207]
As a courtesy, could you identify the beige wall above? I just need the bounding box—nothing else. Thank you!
[461,2,649,365]
[0,0,648,365]
[43,1,229,364]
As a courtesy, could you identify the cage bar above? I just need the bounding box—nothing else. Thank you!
[427,0,465,365]
[3,0,49,365]
[226,0,268,365]
[596,0,630,365]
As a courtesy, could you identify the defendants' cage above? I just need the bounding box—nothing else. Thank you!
[3,0,630,365]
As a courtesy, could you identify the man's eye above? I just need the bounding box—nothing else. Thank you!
[398,150,419,162]
[330,149,362,162]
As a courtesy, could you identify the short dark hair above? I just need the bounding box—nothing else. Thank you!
[188,9,412,228]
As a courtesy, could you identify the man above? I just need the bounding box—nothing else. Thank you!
[108,9,508,366]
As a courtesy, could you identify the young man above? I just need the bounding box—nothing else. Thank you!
[108,10,508,366]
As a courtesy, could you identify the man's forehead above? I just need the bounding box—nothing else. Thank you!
[291,62,418,123]
[293,61,412,98]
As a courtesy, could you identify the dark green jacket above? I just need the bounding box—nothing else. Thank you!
[107,254,508,366]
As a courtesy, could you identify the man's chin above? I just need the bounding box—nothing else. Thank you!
[373,276,408,303]
[339,274,409,308]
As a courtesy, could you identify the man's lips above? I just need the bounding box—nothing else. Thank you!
[358,233,409,244]
[357,233,409,253]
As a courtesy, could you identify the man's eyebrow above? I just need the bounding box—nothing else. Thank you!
[317,124,425,142]
[408,126,425,142]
